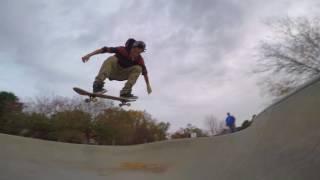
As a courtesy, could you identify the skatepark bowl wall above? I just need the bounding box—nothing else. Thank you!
[1,75,320,180]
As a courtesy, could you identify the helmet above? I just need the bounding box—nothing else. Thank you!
[132,41,146,51]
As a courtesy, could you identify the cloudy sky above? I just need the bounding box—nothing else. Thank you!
[1,0,319,131]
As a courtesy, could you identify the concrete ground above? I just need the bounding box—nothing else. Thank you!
[1,76,320,180]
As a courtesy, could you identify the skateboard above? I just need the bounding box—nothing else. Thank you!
[73,87,137,107]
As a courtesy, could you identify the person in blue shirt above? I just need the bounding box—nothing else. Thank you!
[225,112,236,133]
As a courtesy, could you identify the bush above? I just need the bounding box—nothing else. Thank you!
[0,112,27,135]
[23,113,52,139]
[50,110,92,143]
[93,108,169,145]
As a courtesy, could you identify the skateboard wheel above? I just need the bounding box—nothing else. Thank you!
[92,98,98,102]
[85,99,90,103]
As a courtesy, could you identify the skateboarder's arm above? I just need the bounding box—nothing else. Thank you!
[86,48,104,57]
[144,74,152,94]
[82,47,117,63]
[138,59,152,94]
[144,74,150,85]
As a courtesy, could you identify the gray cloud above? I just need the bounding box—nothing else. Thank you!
[1,0,319,131]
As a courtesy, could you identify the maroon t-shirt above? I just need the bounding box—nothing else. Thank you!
[101,46,148,75]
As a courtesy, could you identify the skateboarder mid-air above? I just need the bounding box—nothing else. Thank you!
[81,38,152,99]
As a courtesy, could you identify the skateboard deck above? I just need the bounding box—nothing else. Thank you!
[73,87,136,107]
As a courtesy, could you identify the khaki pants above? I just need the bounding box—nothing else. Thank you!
[95,56,142,94]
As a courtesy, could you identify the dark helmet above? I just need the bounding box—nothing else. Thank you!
[125,38,136,49]
[132,41,146,51]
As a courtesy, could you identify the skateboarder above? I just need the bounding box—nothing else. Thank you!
[225,112,236,133]
[81,38,152,99]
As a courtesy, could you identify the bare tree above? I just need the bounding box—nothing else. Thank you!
[256,16,320,98]
[24,95,113,117]
[204,115,224,136]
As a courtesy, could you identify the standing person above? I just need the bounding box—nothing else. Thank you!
[225,112,236,133]
[81,38,152,99]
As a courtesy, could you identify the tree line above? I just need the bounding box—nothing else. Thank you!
[0,91,170,145]
[0,91,256,145]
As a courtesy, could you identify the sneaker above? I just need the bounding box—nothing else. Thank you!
[94,89,107,94]
[120,93,138,99]
[93,81,107,94]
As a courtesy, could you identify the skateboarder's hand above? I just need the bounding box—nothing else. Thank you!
[147,84,152,94]
[82,55,90,63]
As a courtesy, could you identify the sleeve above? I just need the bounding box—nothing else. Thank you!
[100,46,118,53]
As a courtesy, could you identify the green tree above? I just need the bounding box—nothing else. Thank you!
[0,91,22,116]
[0,91,23,133]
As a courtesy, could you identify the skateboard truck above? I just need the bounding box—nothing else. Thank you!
[84,95,98,103]
[119,101,131,107]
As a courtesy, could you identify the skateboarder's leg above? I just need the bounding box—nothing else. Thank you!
[95,56,118,81]
[93,56,118,93]
[120,65,142,97]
